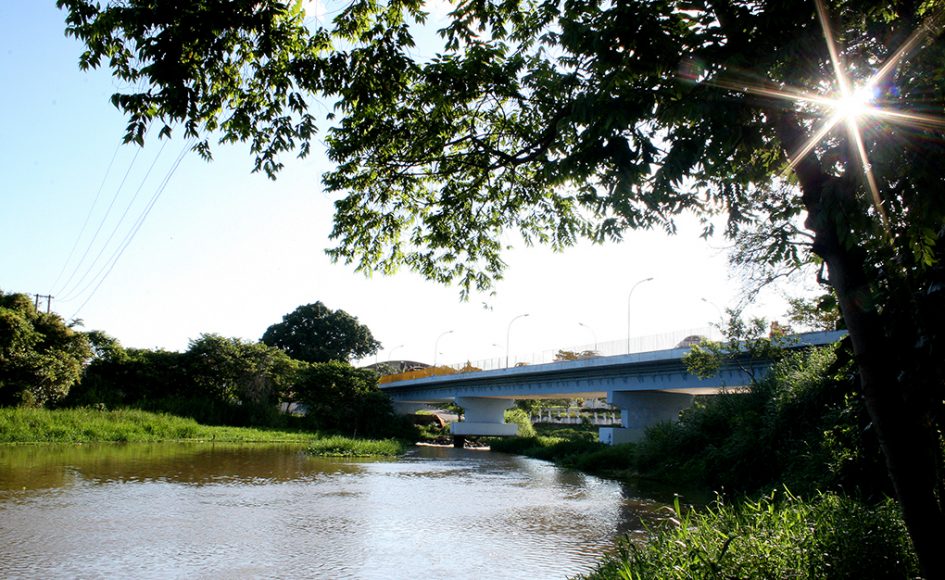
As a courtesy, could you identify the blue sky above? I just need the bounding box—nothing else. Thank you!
[0,3,809,367]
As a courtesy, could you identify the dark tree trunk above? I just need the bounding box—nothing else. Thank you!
[779,117,945,578]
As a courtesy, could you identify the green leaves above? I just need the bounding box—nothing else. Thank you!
[57,0,323,179]
[57,0,945,300]
[0,291,91,407]
[260,301,380,363]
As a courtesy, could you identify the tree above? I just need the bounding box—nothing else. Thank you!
[261,302,380,363]
[184,333,298,412]
[0,290,91,407]
[295,360,396,437]
[57,0,945,573]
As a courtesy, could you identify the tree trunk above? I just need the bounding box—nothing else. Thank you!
[780,117,945,578]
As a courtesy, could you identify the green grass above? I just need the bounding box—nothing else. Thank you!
[0,408,408,457]
[578,490,918,579]
[489,423,638,481]
[307,435,407,457]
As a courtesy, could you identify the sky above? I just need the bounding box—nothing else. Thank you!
[0,3,815,368]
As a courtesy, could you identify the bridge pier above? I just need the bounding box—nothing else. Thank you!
[599,391,694,445]
[450,397,519,437]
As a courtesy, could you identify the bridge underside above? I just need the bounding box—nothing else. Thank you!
[393,388,723,445]
[383,332,845,444]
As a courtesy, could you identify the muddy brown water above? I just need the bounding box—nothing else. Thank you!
[0,443,666,579]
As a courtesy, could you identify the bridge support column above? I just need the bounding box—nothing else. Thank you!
[451,397,519,437]
[599,391,694,445]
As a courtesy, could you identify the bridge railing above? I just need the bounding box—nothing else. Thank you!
[379,326,723,384]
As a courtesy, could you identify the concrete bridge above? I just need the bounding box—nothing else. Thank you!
[381,330,846,445]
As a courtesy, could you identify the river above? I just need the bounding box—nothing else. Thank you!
[0,443,664,579]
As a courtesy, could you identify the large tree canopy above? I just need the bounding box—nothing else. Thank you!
[57,0,945,574]
[261,301,380,362]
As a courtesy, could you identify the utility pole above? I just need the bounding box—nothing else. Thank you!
[33,294,54,313]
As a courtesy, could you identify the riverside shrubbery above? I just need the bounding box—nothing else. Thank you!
[496,343,920,578]
[633,344,889,498]
[580,491,918,580]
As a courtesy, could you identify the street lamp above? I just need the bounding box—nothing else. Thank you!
[433,330,453,367]
[627,277,654,354]
[387,344,405,372]
[579,322,598,351]
[701,297,724,322]
[506,314,530,368]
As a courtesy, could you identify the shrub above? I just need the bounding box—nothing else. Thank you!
[580,491,918,580]
[504,407,536,438]
[632,344,889,498]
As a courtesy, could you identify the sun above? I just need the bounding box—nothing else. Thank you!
[832,85,874,123]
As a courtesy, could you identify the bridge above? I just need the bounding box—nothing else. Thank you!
[380,330,846,445]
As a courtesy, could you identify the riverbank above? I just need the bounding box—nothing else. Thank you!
[0,407,406,456]
[488,423,638,481]
[489,427,919,578]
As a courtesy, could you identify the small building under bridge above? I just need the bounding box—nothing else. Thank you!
[379,330,846,445]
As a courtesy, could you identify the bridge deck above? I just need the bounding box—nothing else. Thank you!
[380,330,846,404]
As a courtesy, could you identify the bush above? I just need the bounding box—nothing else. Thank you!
[504,407,536,438]
[580,491,918,580]
[295,361,411,438]
[631,345,889,498]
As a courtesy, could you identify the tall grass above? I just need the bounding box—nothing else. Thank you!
[0,408,395,452]
[308,435,406,457]
[580,490,918,579]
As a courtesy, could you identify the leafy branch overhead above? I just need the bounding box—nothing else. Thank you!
[57,0,869,295]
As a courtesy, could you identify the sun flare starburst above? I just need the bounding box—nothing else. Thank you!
[698,0,945,230]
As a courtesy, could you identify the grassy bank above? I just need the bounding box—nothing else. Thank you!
[0,407,317,444]
[489,423,637,480]
[579,491,917,579]
[0,408,407,457]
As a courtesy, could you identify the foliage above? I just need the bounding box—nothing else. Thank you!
[72,334,299,426]
[579,491,918,580]
[786,292,844,331]
[68,343,186,408]
[295,360,406,438]
[261,301,380,363]
[0,290,91,407]
[636,344,889,498]
[183,333,299,424]
[490,425,635,480]
[0,407,318,444]
[307,434,406,457]
[503,407,536,438]
[683,315,789,384]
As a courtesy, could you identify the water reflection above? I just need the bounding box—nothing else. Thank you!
[0,443,664,579]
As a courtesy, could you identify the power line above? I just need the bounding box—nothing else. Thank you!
[58,138,169,302]
[48,141,123,294]
[69,138,194,319]
[53,140,147,297]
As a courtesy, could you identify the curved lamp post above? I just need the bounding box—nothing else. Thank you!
[579,321,598,352]
[701,297,724,323]
[433,330,453,367]
[627,277,654,354]
[387,344,405,372]
[506,314,530,368]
